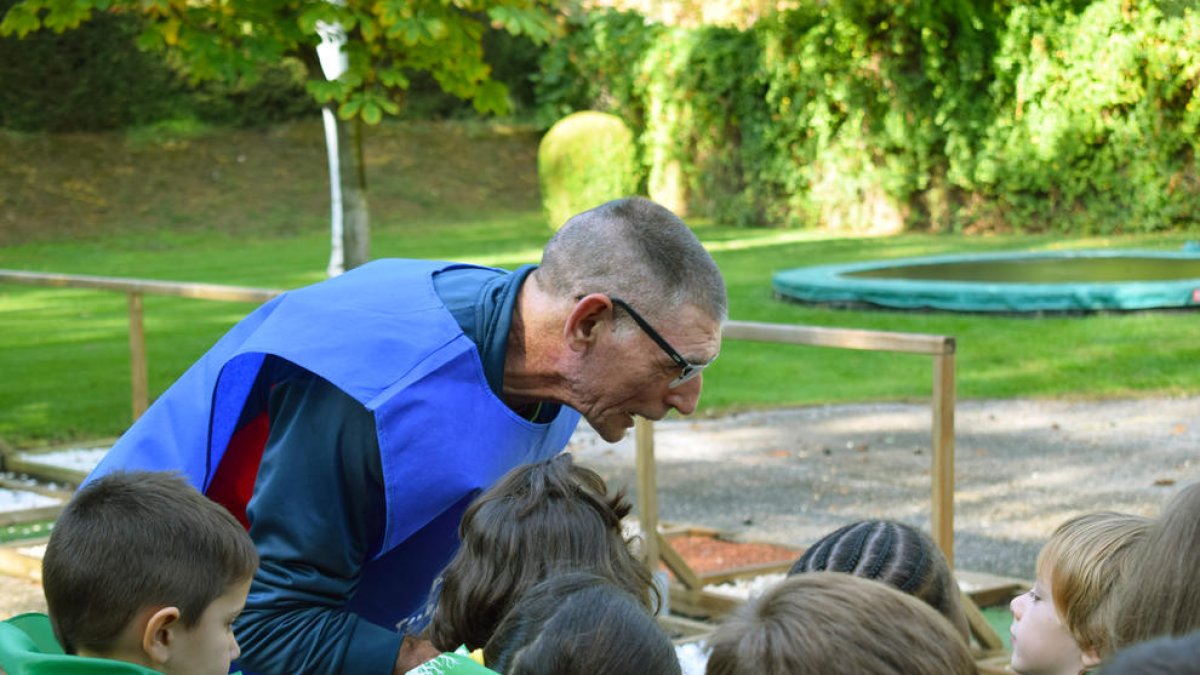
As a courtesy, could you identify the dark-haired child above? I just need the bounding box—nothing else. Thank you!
[423,452,656,654]
[789,519,970,639]
[483,572,681,675]
[705,572,977,675]
[0,471,259,675]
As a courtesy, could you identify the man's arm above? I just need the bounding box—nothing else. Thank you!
[233,374,403,675]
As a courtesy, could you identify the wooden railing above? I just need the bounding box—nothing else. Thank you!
[0,269,956,562]
[0,270,282,420]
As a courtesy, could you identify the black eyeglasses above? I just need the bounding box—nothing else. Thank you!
[609,296,714,388]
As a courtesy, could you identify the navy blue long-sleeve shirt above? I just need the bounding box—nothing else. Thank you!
[234,264,551,675]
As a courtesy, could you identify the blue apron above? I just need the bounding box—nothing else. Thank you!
[89,259,580,626]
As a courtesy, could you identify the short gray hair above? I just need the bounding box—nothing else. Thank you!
[535,197,727,322]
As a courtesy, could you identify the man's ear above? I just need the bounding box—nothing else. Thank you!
[563,294,614,351]
[142,606,181,665]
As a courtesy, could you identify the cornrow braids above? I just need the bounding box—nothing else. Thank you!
[789,520,969,639]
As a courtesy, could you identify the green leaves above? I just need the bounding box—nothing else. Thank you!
[0,2,42,37]
[0,0,94,37]
[3,0,557,125]
[536,1,1200,234]
[488,5,558,44]
[337,89,398,124]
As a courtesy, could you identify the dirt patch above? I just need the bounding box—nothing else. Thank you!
[667,535,800,575]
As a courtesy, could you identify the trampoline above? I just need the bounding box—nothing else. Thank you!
[772,248,1200,313]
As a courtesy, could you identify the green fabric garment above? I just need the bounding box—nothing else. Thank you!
[0,613,245,675]
[0,613,159,674]
[405,645,499,675]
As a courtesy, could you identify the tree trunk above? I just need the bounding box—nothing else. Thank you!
[323,107,370,276]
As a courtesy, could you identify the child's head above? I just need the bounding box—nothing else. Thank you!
[482,572,681,675]
[1108,482,1200,650]
[705,572,976,675]
[42,470,259,675]
[426,453,655,651]
[788,519,970,639]
[1009,511,1150,675]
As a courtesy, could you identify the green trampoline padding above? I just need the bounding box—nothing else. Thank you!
[772,249,1200,313]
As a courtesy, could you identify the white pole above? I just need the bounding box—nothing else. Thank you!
[316,13,349,277]
[321,106,344,277]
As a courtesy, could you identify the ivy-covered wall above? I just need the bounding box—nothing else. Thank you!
[535,1,1200,234]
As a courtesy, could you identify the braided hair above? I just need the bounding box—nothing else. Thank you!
[789,519,969,639]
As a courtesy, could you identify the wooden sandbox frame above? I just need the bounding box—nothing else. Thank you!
[634,319,956,570]
[631,320,1011,656]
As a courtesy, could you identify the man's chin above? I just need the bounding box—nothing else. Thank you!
[588,417,633,443]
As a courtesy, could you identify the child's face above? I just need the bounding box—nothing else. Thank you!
[1008,576,1085,675]
[162,577,251,675]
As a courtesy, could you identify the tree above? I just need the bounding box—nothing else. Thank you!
[1,0,558,273]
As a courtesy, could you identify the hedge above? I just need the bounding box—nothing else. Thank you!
[534,1,1200,234]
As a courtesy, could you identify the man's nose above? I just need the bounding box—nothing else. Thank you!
[665,374,702,415]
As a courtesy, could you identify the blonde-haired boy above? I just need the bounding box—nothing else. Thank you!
[1009,511,1150,675]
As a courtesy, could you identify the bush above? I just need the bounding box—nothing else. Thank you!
[969,0,1200,233]
[534,1,1200,234]
[538,110,639,229]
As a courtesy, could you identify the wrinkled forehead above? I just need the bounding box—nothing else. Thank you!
[663,303,723,362]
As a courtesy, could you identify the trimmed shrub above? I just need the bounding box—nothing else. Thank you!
[538,111,639,229]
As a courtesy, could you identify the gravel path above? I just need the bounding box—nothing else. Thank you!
[3,396,1197,619]
[568,396,1200,580]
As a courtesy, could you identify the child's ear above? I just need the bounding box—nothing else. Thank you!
[142,606,182,665]
[1081,647,1102,669]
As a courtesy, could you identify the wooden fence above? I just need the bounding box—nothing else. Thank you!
[0,269,956,563]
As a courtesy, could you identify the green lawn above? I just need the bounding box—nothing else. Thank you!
[1,212,1197,448]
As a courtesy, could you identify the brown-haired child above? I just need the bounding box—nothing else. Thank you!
[705,572,977,675]
[0,471,259,675]
[1107,482,1200,651]
[423,452,655,653]
[483,572,680,675]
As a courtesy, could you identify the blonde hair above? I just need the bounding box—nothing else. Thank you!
[1035,511,1151,659]
[1109,482,1200,650]
[705,572,977,675]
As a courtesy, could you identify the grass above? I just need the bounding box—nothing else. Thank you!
[1,120,1198,447]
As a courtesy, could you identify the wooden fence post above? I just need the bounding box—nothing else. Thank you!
[636,417,660,570]
[128,291,148,421]
[931,348,957,567]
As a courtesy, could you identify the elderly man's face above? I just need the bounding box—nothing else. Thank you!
[571,302,721,442]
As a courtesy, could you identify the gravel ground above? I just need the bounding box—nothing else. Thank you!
[3,396,1197,619]
[567,396,1200,580]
